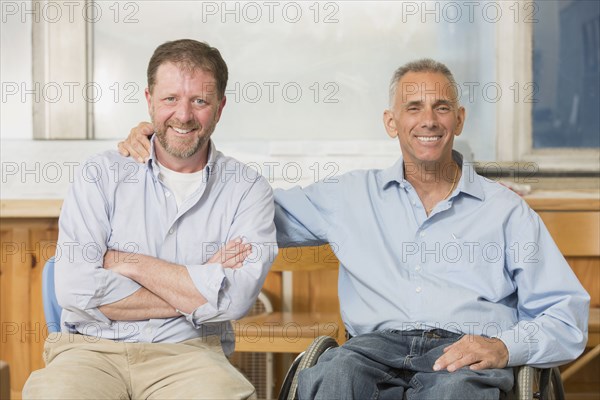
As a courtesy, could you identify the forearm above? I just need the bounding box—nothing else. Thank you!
[122,253,207,314]
[98,287,180,321]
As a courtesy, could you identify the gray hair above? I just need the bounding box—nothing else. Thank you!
[388,58,458,106]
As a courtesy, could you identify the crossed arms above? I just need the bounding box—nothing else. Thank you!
[99,241,251,321]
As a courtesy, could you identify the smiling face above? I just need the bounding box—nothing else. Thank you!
[384,71,465,169]
[145,62,226,167]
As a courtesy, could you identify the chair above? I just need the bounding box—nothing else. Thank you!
[233,245,343,353]
[42,257,62,333]
[278,336,566,400]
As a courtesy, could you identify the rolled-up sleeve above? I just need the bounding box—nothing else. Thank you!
[274,179,339,248]
[55,157,141,328]
[185,176,278,325]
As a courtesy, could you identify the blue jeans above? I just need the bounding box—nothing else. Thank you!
[298,329,514,400]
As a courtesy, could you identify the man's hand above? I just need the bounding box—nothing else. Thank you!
[118,121,153,163]
[433,335,509,372]
[207,238,253,269]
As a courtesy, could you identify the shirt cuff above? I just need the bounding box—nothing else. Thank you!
[185,263,230,326]
[88,268,142,308]
[495,328,532,367]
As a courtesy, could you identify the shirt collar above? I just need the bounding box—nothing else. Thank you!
[147,135,217,178]
[381,150,485,201]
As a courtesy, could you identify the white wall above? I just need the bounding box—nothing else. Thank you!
[1,0,33,140]
[1,1,488,199]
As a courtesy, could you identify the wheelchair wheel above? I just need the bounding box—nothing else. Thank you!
[546,367,565,400]
[533,367,565,400]
[286,336,339,400]
[278,352,304,400]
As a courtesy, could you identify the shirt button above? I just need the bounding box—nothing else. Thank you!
[412,201,416,206]
[165,191,171,197]
[168,228,174,235]
[415,265,421,271]
[419,232,426,238]
[415,286,422,293]
[144,327,153,334]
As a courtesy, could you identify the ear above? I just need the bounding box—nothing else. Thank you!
[383,109,398,139]
[214,96,227,123]
[454,106,466,137]
[145,88,152,113]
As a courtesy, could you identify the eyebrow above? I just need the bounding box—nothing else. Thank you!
[403,99,454,108]
[433,99,453,107]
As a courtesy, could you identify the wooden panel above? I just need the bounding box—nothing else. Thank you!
[261,271,283,312]
[587,308,599,347]
[272,245,338,272]
[0,225,32,399]
[568,257,600,308]
[0,226,12,396]
[292,268,345,344]
[562,353,600,396]
[538,212,600,256]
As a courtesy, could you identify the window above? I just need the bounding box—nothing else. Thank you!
[3,0,598,172]
[496,0,599,171]
[532,0,599,149]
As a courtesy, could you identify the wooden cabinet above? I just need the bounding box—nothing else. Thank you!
[0,219,58,399]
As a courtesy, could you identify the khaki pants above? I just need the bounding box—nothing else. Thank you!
[23,333,256,400]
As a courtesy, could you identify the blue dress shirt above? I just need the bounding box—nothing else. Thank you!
[274,151,589,367]
[55,139,277,354]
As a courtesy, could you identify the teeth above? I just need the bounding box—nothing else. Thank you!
[416,136,441,142]
[172,127,192,134]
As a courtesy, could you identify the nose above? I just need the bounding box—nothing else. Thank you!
[420,106,439,129]
[174,101,193,124]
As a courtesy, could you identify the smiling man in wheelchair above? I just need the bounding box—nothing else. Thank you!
[271,59,590,399]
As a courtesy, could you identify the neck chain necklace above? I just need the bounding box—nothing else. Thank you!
[426,165,459,214]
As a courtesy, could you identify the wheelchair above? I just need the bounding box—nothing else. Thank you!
[279,336,565,400]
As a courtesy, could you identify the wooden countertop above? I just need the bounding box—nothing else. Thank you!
[1,190,598,218]
[0,199,63,218]
[523,190,600,211]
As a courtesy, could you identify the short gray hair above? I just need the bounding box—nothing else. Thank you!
[388,58,458,106]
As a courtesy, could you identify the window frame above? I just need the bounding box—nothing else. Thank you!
[31,0,92,139]
[495,1,599,172]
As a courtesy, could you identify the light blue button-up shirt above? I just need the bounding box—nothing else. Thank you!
[55,139,277,354]
[274,151,589,367]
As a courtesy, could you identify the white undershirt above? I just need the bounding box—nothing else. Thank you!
[156,161,205,209]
